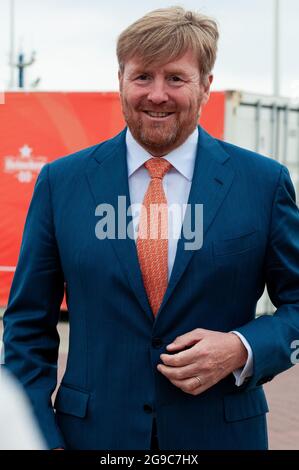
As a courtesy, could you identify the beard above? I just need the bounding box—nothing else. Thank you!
[130,116,181,154]
[121,97,201,156]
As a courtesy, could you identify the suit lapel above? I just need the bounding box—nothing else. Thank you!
[85,129,153,321]
[158,127,235,316]
[85,126,235,321]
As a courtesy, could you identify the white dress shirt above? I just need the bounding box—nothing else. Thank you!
[126,127,253,386]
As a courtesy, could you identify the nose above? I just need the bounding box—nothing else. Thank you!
[147,78,168,104]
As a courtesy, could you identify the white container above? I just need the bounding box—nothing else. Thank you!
[221,91,299,314]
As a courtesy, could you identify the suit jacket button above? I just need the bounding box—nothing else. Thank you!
[152,338,163,349]
[143,404,153,414]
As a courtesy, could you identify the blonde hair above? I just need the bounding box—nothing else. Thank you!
[117,6,219,81]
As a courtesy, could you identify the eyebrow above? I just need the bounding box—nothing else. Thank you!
[127,67,188,77]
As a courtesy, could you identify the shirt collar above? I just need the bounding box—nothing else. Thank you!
[126,127,198,182]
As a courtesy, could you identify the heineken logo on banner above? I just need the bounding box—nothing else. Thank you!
[3,145,48,183]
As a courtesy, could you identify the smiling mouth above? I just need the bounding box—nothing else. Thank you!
[143,111,174,118]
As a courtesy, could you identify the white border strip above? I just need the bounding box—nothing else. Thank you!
[0,77,4,104]
[0,266,16,272]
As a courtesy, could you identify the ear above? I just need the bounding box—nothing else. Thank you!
[201,74,213,106]
[118,69,123,95]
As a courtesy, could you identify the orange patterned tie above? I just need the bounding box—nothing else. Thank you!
[137,157,172,316]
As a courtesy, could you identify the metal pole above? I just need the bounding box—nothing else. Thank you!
[9,0,15,89]
[273,0,280,96]
[18,52,23,88]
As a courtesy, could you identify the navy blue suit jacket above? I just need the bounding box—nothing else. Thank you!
[3,127,299,449]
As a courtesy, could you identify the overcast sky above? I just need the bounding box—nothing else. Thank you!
[0,0,299,99]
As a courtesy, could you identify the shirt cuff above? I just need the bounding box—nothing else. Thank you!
[231,331,253,386]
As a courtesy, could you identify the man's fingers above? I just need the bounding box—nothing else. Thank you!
[161,371,212,397]
[157,363,197,380]
[160,343,201,367]
[169,376,208,396]
[166,328,205,352]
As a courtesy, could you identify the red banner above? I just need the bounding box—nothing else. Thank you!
[0,91,225,307]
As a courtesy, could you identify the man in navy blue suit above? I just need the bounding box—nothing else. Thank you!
[3,7,299,450]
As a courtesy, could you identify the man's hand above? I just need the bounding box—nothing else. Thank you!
[157,328,248,396]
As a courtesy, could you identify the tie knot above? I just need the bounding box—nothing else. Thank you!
[144,157,172,180]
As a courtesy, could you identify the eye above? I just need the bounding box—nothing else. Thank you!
[136,74,150,81]
[169,76,182,83]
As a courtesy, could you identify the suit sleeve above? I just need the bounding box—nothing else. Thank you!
[2,163,66,449]
[234,165,299,388]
